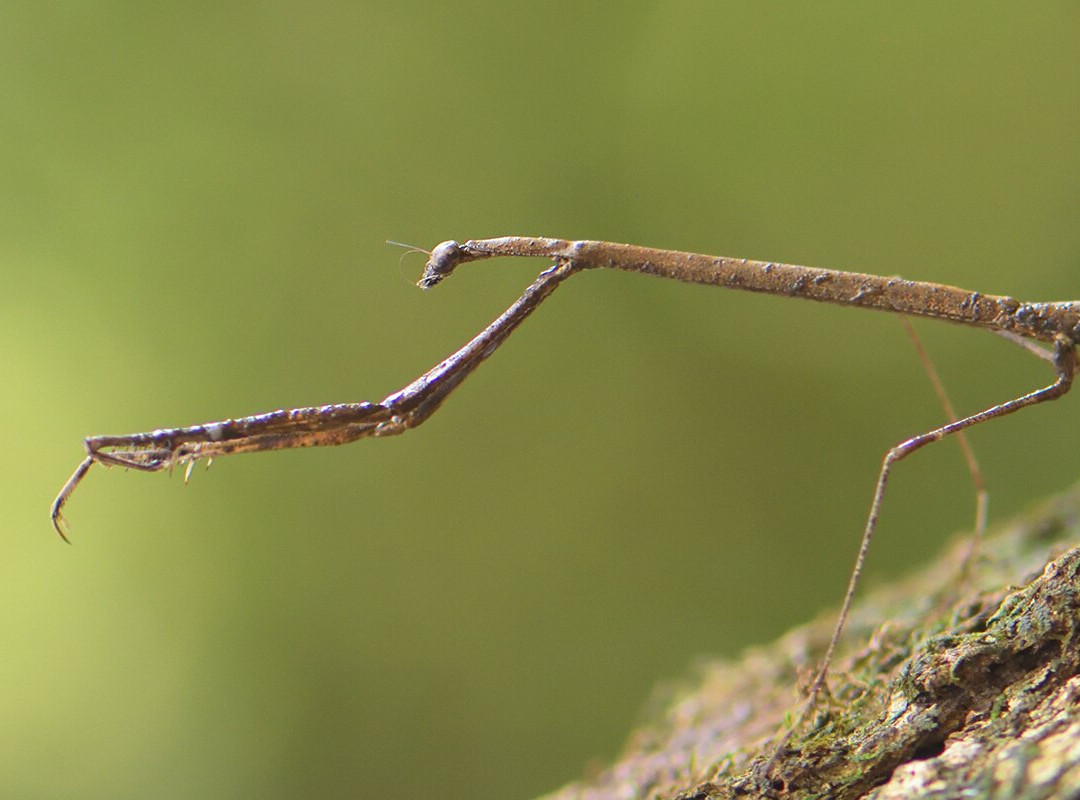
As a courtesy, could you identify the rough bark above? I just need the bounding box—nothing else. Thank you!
[538,482,1080,800]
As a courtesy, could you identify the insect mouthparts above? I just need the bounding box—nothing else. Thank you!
[418,240,464,289]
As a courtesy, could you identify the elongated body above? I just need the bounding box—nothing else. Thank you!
[51,236,1080,770]
[421,237,1080,343]
[53,237,1080,534]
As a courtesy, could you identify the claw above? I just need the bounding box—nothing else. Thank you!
[51,456,93,543]
[51,509,71,544]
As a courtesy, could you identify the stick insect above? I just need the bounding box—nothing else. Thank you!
[52,236,1080,758]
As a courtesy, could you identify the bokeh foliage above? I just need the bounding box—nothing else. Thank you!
[3,3,1078,798]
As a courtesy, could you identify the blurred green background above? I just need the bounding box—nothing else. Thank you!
[4,3,1079,798]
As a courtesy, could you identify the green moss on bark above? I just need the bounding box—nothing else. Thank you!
[539,483,1080,800]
